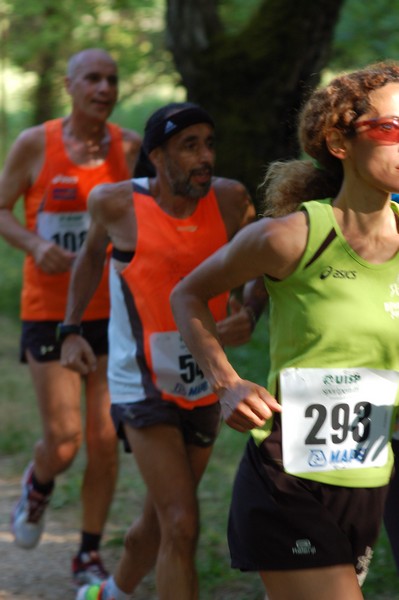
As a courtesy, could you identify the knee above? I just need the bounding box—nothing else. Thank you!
[124,513,160,554]
[123,523,138,554]
[38,428,82,468]
[161,505,199,549]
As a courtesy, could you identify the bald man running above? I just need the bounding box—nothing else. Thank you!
[0,48,141,585]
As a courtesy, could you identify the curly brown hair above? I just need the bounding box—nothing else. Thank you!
[262,61,399,217]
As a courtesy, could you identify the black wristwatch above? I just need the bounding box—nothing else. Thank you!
[56,323,83,343]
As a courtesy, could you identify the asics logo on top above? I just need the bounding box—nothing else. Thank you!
[320,266,357,280]
[52,175,78,184]
[164,120,177,134]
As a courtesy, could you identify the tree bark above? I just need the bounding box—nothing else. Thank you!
[33,51,59,124]
[166,0,345,202]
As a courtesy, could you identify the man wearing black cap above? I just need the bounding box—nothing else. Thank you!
[60,101,257,600]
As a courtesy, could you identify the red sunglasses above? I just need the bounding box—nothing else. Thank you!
[353,116,399,143]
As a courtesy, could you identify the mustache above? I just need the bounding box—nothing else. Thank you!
[190,165,213,177]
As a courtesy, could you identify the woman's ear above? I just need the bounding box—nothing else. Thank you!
[326,129,348,160]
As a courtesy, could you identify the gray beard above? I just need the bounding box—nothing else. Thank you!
[171,178,211,200]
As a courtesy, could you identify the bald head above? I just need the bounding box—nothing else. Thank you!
[65,48,119,118]
[67,49,117,79]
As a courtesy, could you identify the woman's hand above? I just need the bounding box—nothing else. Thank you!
[216,378,281,432]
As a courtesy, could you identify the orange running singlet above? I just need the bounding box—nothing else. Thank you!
[108,179,229,409]
[21,118,131,320]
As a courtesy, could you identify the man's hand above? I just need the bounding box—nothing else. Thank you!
[216,296,254,347]
[216,378,281,432]
[60,334,97,375]
[32,239,76,273]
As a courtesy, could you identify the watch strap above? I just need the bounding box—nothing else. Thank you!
[56,323,83,343]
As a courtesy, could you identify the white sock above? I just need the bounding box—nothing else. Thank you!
[103,576,130,600]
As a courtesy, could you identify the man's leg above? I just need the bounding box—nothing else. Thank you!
[82,355,118,534]
[112,493,160,591]
[12,352,82,549]
[28,351,83,480]
[72,355,119,584]
[116,423,213,600]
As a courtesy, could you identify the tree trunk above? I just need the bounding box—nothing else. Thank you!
[33,51,59,124]
[166,0,345,203]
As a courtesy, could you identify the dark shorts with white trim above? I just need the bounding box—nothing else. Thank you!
[228,436,388,581]
[20,319,109,363]
[111,398,222,452]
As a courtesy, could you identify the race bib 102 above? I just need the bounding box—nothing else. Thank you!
[36,211,90,252]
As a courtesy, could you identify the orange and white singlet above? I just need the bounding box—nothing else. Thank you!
[21,118,131,321]
[108,178,229,409]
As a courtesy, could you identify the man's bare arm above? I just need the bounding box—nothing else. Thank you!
[216,277,268,347]
[0,128,75,272]
[61,181,134,374]
[213,177,256,240]
[212,177,261,346]
[64,221,110,326]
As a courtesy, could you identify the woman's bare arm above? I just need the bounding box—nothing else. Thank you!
[170,214,307,431]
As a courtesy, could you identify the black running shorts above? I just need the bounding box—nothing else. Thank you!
[228,436,388,583]
[20,319,109,363]
[111,398,221,452]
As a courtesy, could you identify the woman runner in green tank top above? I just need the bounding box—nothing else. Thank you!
[171,61,399,600]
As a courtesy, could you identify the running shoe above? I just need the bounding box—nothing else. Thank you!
[76,581,109,600]
[72,551,109,586]
[11,462,51,549]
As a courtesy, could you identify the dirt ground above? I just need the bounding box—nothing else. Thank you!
[0,467,156,600]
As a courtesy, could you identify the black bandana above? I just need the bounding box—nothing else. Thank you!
[143,107,215,154]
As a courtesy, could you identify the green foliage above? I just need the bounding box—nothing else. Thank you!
[331,0,399,69]
[363,530,398,598]
[4,0,399,133]
[2,0,176,123]
[0,317,38,458]
[0,201,24,320]
[0,250,22,319]
[227,313,270,385]
[8,0,80,67]
[6,0,166,70]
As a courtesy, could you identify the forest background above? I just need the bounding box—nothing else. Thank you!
[2,0,399,315]
[1,1,399,598]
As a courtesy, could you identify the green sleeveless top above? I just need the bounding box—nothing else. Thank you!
[252,198,399,487]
